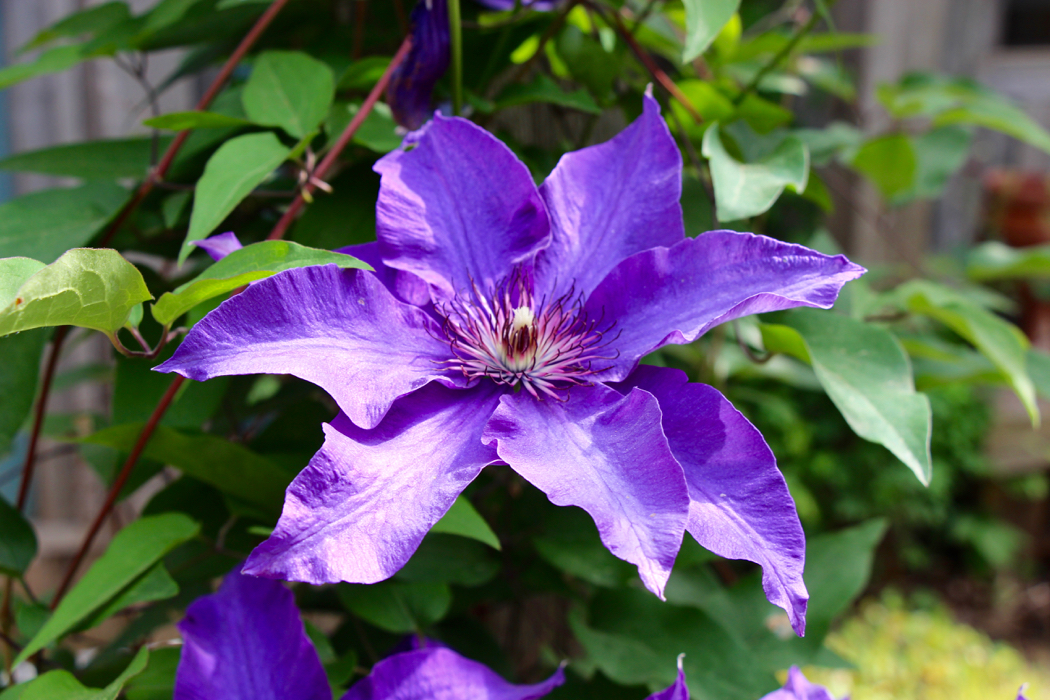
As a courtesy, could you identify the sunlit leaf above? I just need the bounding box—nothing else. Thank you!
[430,495,501,550]
[15,514,199,665]
[0,183,129,263]
[242,50,335,139]
[682,0,741,62]
[153,240,369,326]
[0,249,152,338]
[181,132,291,263]
[702,123,808,221]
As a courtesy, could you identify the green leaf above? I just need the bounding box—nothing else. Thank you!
[966,241,1050,281]
[396,534,500,586]
[0,249,152,338]
[534,507,635,588]
[702,123,808,222]
[850,133,916,200]
[79,423,290,513]
[153,240,369,326]
[776,309,934,485]
[878,72,1050,154]
[0,258,46,306]
[0,138,173,180]
[181,132,291,263]
[0,328,47,457]
[338,580,452,634]
[0,183,130,263]
[495,74,601,114]
[14,514,198,665]
[338,56,391,91]
[900,280,1038,425]
[327,102,402,154]
[78,563,179,631]
[0,45,89,91]
[893,125,972,204]
[794,121,863,166]
[242,50,335,139]
[573,589,775,699]
[21,2,131,52]
[14,646,149,700]
[682,0,741,62]
[430,495,501,550]
[142,111,253,131]
[123,646,180,700]
[0,497,37,577]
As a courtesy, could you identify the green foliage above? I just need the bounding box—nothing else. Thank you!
[241,51,335,139]
[702,123,809,222]
[182,132,291,262]
[0,249,152,339]
[763,309,933,484]
[0,329,47,457]
[850,133,916,200]
[152,240,370,326]
[0,183,129,263]
[0,139,172,180]
[806,593,1050,698]
[682,0,741,62]
[430,496,501,550]
[15,514,199,665]
[5,647,149,700]
[0,497,37,577]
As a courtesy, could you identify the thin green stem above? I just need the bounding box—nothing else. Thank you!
[449,0,463,116]
[733,0,837,106]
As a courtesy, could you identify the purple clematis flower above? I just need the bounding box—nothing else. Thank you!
[157,91,863,635]
[387,0,557,129]
[1017,684,1029,700]
[760,667,843,700]
[192,231,243,261]
[175,565,564,700]
[388,0,450,130]
[174,564,331,700]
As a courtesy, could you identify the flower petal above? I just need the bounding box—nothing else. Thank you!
[336,241,432,307]
[483,384,689,598]
[587,231,866,380]
[374,116,550,300]
[387,0,450,130]
[244,383,501,584]
[759,666,838,700]
[174,565,329,700]
[192,231,243,261]
[646,658,689,700]
[155,265,460,429]
[619,366,808,636]
[535,90,683,298]
[341,647,565,700]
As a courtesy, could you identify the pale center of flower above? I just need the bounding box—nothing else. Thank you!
[436,275,617,400]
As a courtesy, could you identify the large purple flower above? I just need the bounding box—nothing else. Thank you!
[157,92,863,635]
[175,565,565,700]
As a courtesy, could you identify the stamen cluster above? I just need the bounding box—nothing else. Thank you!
[438,274,617,399]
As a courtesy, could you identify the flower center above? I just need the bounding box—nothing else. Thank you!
[437,274,617,399]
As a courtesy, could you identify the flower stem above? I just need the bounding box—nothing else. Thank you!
[449,0,464,116]
[266,34,414,241]
[732,0,837,106]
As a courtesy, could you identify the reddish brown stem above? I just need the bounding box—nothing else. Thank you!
[602,5,704,124]
[267,35,414,242]
[51,376,186,608]
[97,0,292,248]
[16,326,69,513]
